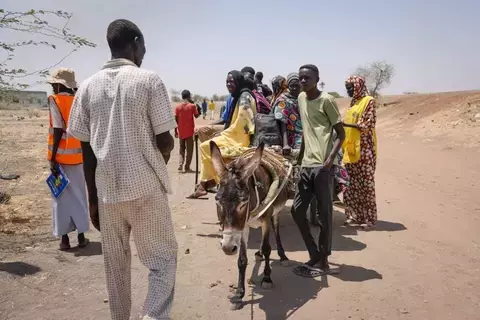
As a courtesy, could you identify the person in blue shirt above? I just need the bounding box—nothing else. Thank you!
[222,95,233,122]
[201,99,207,119]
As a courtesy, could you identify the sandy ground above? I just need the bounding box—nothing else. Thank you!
[0,92,479,319]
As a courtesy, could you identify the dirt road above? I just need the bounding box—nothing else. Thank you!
[1,94,479,319]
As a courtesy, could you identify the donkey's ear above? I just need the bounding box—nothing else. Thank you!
[210,140,227,177]
[240,143,264,180]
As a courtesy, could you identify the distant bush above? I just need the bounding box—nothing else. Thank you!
[328,92,342,98]
[403,92,418,95]
[192,94,206,102]
[170,89,229,103]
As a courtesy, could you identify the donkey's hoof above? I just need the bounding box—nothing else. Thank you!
[230,301,243,310]
[254,252,264,262]
[281,259,290,267]
[261,280,274,290]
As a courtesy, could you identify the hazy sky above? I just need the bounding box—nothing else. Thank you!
[1,0,478,97]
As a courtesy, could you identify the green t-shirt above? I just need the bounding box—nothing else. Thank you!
[298,91,341,167]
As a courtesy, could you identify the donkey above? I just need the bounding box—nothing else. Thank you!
[210,141,290,310]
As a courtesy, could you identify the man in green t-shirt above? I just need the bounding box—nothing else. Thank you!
[292,64,345,278]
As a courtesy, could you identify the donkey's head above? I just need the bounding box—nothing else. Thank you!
[210,141,264,255]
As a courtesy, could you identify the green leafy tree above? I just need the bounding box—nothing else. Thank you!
[0,9,96,94]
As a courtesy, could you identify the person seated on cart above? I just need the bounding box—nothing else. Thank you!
[272,72,303,156]
[188,70,257,199]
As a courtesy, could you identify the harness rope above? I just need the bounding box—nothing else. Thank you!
[247,163,293,225]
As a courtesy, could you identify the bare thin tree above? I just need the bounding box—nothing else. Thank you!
[355,61,394,97]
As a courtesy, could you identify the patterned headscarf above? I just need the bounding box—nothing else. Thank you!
[271,75,287,105]
[345,75,368,106]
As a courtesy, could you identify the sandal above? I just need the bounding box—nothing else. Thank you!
[343,218,357,226]
[186,189,209,200]
[292,265,339,278]
[361,223,375,231]
[206,187,218,194]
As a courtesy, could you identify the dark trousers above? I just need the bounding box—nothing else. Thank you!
[291,166,333,259]
[179,136,194,170]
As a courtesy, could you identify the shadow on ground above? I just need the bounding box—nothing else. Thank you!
[247,207,407,254]
[196,233,222,239]
[370,220,407,232]
[196,205,398,319]
[0,261,41,276]
[245,258,328,320]
[71,241,103,257]
[246,258,382,320]
[242,207,390,319]
[247,208,368,254]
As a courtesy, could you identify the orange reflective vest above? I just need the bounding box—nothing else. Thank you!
[47,94,83,165]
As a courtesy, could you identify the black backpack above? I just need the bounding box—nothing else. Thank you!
[252,109,282,147]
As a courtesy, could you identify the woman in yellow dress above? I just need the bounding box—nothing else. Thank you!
[342,76,378,229]
[189,70,256,198]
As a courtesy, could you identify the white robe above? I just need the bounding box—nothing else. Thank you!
[51,164,89,236]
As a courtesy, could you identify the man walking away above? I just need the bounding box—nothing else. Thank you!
[47,68,89,250]
[291,64,345,278]
[202,99,207,119]
[68,19,177,320]
[175,89,199,173]
[208,100,216,120]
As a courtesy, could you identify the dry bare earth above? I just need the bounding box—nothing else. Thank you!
[0,92,479,319]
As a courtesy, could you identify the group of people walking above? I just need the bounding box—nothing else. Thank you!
[45,18,378,320]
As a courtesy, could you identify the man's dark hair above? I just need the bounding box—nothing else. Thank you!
[181,90,191,100]
[107,19,143,52]
[299,64,319,77]
[241,66,255,75]
[255,72,263,81]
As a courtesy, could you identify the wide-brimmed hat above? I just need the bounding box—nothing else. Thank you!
[47,68,77,89]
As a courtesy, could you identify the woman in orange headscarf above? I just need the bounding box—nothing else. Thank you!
[342,76,378,230]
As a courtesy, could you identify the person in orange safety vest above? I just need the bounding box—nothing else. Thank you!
[47,68,89,250]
